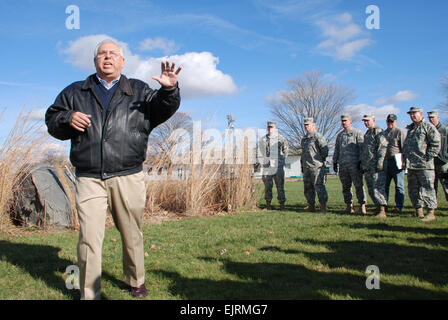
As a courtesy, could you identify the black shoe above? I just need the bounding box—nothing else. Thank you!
[131,284,148,298]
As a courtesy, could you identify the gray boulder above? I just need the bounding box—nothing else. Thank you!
[12,166,76,229]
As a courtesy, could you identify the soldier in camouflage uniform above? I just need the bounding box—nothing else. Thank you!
[258,121,289,210]
[333,114,367,214]
[403,107,441,221]
[361,114,388,217]
[299,118,329,213]
[427,110,448,201]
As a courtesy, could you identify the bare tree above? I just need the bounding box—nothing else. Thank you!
[40,148,68,167]
[148,112,193,155]
[268,70,355,152]
[146,112,193,175]
[442,74,448,112]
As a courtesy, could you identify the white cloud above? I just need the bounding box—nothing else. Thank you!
[36,142,70,163]
[137,37,180,55]
[0,81,26,87]
[30,108,47,121]
[42,142,67,154]
[254,0,338,22]
[61,34,237,99]
[343,103,400,122]
[374,90,419,105]
[322,69,348,82]
[315,13,373,60]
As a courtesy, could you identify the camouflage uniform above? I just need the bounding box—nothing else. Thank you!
[333,126,366,206]
[403,118,441,210]
[258,131,289,204]
[361,126,388,206]
[431,117,448,200]
[300,130,329,207]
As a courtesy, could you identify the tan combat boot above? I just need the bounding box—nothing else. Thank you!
[304,204,316,212]
[266,201,272,210]
[421,209,436,222]
[357,203,367,215]
[415,207,424,218]
[376,205,387,218]
[346,203,355,214]
[320,203,327,213]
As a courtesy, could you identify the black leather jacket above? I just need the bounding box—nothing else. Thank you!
[45,74,180,179]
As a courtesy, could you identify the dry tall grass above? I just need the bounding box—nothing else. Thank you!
[145,136,258,217]
[0,109,258,231]
[54,162,78,230]
[0,108,48,232]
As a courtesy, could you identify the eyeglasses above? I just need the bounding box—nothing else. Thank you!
[96,50,120,58]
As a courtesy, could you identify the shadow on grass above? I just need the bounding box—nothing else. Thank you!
[287,237,448,288]
[0,240,80,299]
[407,236,448,248]
[153,256,447,299]
[0,240,129,300]
[348,223,448,236]
[259,246,301,255]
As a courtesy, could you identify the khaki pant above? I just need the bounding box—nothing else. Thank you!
[76,171,146,300]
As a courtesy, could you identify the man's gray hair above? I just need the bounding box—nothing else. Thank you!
[94,39,124,58]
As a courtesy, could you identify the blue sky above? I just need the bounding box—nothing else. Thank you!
[1,0,447,152]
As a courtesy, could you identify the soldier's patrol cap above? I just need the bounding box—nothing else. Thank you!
[304,117,314,124]
[340,114,351,121]
[407,106,423,114]
[387,114,397,122]
[427,110,439,118]
[362,114,374,121]
[267,121,276,127]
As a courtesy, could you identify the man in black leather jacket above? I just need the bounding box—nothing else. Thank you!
[45,39,181,299]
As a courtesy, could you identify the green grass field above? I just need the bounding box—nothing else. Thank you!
[1,176,447,299]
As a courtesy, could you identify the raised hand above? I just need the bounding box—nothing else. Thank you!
[152,61,182,89]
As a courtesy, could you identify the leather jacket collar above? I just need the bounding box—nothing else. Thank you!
[81,73,133,96]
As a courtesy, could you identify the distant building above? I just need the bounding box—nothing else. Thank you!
[253,151,302,179]
[284,153,302,178]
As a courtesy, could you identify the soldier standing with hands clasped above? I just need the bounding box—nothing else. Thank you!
[258,121,289,210]
[333,114,367,214]
[300,117,329,213]
[403,107,441,221]
[361,114,388,217]
[427,110,448,201]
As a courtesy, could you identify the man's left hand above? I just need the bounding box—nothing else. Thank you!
[152,61,182,89]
